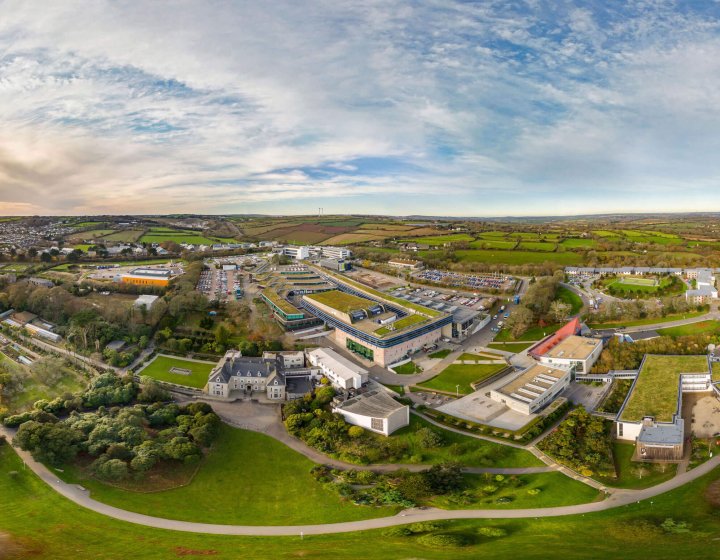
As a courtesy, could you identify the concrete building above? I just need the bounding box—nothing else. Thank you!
[332,389,409,436]
[387,258,423,270]
[120,268,173,288]
[490,363,571,415]
[685,268,717,304]
[300,271,452,367]
[528,319,603,375]
[306,347,368,390]
[311,246,352,260]
[320,258,351,272]
[282,246,310,260]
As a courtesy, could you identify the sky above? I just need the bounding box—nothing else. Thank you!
[1,1,720,217]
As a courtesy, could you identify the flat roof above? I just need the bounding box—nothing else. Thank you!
[305,289,374,314]
[261,288,303,317]
[638,420,684,445]
[496,363,569,401]
[620,354,709,423]
[307,347,367,380]
[543,335,602,360]
[334,389,406,418]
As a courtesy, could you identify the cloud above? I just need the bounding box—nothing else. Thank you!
[0,1,719,215]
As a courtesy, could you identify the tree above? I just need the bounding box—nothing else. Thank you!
[549,300,572,323]
[505,306,534,338]
[40,252,52,263]
[14,421,82,466]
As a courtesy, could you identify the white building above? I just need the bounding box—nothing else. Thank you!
[316,246,352,260]
[489,363,571,415]
[534,335,603,375]
[306,347,368,390]
[685,268,717,303]
[282,246,310,260]
[332,389,409,436]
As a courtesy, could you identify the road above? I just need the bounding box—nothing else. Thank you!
[2,424,718,536]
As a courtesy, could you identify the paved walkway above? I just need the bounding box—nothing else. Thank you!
[2,423,719,536]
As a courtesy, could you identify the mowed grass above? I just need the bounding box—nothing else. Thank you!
[392,360,422,374]
[419,249,582,265]
[418,362,506,395]
[399,233,475,245]
[597,442,677,490]
[555,286,583,315]
[487,341,536,351]
[587,310,708,329]
[5,440,720,559]
[469,239,518,249]
[390,415,541,467]
[657,321,720,337]
[57,424,396,525]
[429,472,601,510]
[138,355,215,388]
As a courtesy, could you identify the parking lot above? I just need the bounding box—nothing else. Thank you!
[414,269,517,291]
[197,266,243,302]
[390,286,497,312]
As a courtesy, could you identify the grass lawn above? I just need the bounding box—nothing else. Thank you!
[487,341,535,352]
[392,360,422,375]
[428,472,601,510]
[55,424,396,525]
[382,384,405,394]
[428,348,452,359]
[620,355,709,423]
[517,242,557,251]
[597,442,677,489]
[138,355,216,389]
[4,439,720,559]
[555,286,583,315]
[561,238,597,248]
[389,415,541,467]
[419,249,583,266]
[469,239,518,250]
[494,323,561,342]
[457,353,490,362]
[587,310,708,329]
[657,320,720,337]
[418,363,506,395]
[400,233,475,245]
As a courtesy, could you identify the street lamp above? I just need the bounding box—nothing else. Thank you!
[456,384,460,397]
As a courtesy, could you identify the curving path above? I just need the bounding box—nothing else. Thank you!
[3,424,719,536]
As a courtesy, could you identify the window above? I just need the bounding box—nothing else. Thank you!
[618,423,623,437]
[371,418,383,431]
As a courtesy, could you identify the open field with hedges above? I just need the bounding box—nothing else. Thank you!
[137,355,215,389]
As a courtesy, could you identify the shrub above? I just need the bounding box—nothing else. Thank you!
[477,527,507,538]
[416,533,468,548]
[408,521,446,533]
[382,527,412,537]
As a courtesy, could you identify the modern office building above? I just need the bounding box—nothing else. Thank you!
[528,318,603,375]
[332,389,409,436]
[489,363,572,415]
[300,267,452,367]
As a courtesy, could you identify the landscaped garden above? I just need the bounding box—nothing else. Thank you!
[138,355,216,389]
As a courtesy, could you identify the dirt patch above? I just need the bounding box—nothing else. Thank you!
[173,547,219,556]
[0,532,23,559]
[705,479,720,508]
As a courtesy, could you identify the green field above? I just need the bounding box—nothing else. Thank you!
[57,424,395,525]
[517,242,557,252]
[487,341,536,351]
[392,360,423,374]
[140,232,218,244]
[587,310,708,329]
[138,355,215,388]
[469,239,518,249]
[100,230,145,242]
[429,471,600,510]
[419,249,583,265]
[620,355,709,423]
[400,233,474,245]
[560,238,597,248]
[418,363,506,395]
[4,440,720,559]
[597,442,677,489]
[657,321,720,337]
[555,286,583,315]
[494,323,562,342]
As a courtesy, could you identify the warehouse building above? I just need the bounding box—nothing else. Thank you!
[120,268,173,288]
